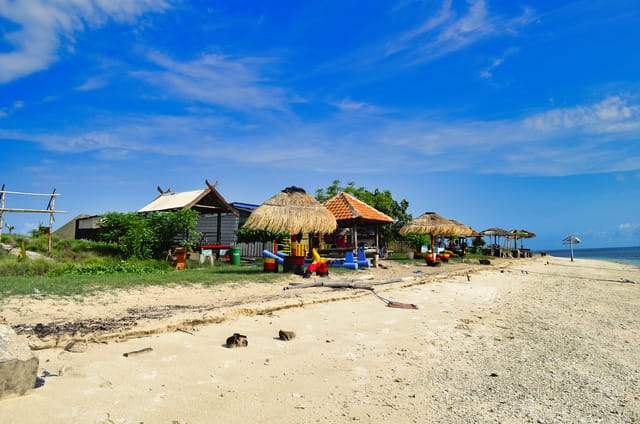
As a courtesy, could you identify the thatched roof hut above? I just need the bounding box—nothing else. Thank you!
[481,227,511,238]
[243,186,337,235]
[449,219,479,237]
[399,212,465,237]
[481,227,511,255]
[400,212,471,260]
[508,229,536,249]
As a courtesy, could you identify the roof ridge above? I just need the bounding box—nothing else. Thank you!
[340,192,361,219]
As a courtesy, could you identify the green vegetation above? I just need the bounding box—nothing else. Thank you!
[100,209,200,259]
[0,233,283,297]
[0,263,284,297]
[403,233,432,252]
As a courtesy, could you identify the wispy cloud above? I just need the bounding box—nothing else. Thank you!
[523,96,640,134]
[75,76,109,91]
[387,0,535,63]
[4,95,639,178]
[615,222,640,242]
[0,100,25,118]
[480,47,520,79]
[133,52,289,111]
[0,0,173,83]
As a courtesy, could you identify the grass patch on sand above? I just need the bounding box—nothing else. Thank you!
[0,234,290,297]
[0,262,288,297]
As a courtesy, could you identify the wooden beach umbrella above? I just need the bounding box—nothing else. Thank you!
[562,234,581,262]
[481,227,511,246]
[480,227,511,255]
[510,229,536,249]
[481,227,511,238]
[400,212,466,260]
[243,186,337,236]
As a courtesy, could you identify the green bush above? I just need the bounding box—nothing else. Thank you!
[0,255,57,277]
[48,260,167,276]
[99,210,200,259]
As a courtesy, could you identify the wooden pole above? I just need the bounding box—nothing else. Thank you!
[570,239,575,262]
[353,223,358,250]
[48,190,56,252]
[0,186,65,246]
[0,184,5,241]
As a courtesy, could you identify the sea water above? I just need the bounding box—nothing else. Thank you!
[544,246,640,267]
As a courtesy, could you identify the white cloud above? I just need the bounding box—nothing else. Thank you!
[0,100,26,117]
[133,52,288,111]
[387,0,534,63]
[618,223,639,233]
[76,76,108,91]
[480,47,520,79]
[0,0,173,83]
[523,96,640,134]
[3,95,639,178]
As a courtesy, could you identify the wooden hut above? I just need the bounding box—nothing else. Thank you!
[323,192,394,255]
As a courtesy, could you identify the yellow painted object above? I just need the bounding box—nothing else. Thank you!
[311,248,327,264]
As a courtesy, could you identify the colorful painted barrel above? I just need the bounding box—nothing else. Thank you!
[263,257,277,273]
[283,255,305,275]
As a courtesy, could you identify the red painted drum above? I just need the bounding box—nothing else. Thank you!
[263,258,277,273]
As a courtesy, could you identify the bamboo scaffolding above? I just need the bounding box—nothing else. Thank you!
[0,186,67,251]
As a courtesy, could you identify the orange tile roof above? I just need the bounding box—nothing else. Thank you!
[324,192,394,223]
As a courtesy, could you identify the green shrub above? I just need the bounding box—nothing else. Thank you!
[99,210,200,259]
[48,260,168,276]
[0,255,57,277]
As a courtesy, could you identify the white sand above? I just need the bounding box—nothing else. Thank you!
[0,256,638,423]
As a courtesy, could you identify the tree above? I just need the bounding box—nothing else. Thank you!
[100,210,199,259]
[315,180,412,240]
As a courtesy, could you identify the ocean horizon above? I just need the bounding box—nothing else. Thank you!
[542,246,640,267]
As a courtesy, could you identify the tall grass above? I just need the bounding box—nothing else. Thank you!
[0,265,284,296]
[0,234,285,297]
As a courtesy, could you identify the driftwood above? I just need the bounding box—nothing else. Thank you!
[123,347,153,357]
[285,276,411,290]
[285,276,418,310]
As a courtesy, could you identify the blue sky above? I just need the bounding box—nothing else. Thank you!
[1,0,639,250]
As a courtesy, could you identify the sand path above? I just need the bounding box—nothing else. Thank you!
[0,256,638,423]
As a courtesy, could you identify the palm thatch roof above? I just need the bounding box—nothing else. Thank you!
[509,229,536,239]
[449,219,480,237]
[399,212,467,237]
[243,186,337,234]
[481,227,511,237]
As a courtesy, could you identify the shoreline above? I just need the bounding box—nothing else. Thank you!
[1,256,639,423]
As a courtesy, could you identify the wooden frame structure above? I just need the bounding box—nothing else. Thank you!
[0,184,67,251]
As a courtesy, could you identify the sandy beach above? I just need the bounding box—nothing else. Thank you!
[1,256,638,423]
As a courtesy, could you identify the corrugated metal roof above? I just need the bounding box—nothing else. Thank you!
[324,192,394,224]
[138,189,208,212]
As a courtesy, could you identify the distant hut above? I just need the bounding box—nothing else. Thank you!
[481,227,511,256]
[400,212,470,261]
[324,191,394,254]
